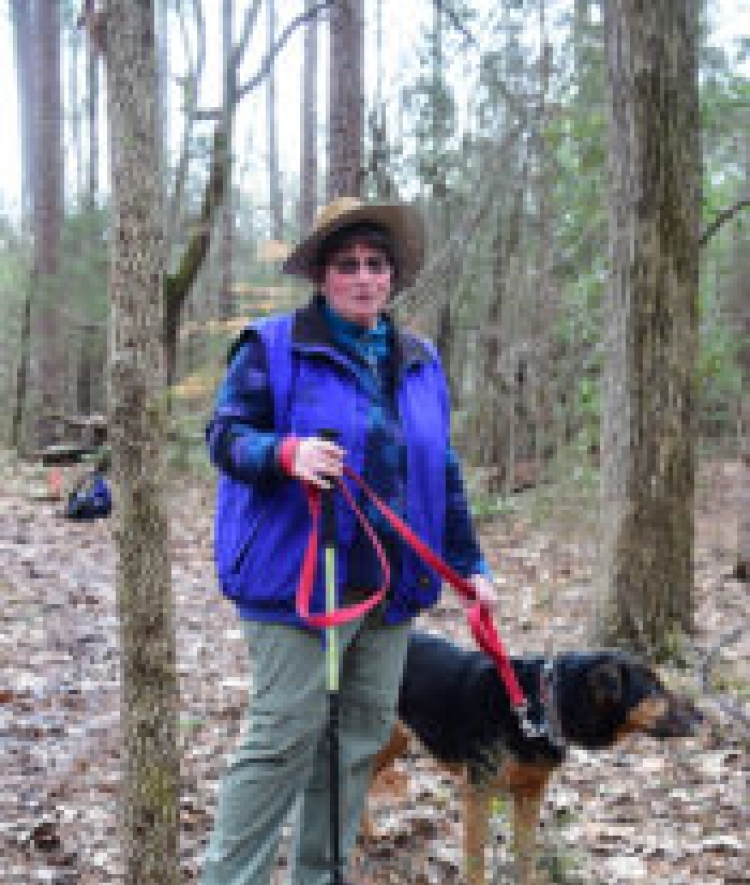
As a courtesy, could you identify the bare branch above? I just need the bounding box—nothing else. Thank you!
[699,198,750,247]
[174,0,193,71]
[393,124,525,318]
[430,0,478,48]
[192,1,331,118]
[192,106,223,121]
[167,0,335,320]
[166,0,207,256]
[230,0,263,82]
[235,0,333,101]
[193,0,206,75]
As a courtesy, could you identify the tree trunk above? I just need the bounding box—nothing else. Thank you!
[70,19,84,201]
[485,168,526,494]
[327,0,364,200]
[103,3,179,884]
[430,8,452,390]
[369,104,399,200]
[164,121,228,389]
[156,0,170,183]
[30,0,65,449]
[11,290,32,451]
[79,12,103,419]
[598,0,701,657]
[529,2,557,470]
[732,133,750,580]
[219,0,235,321]
[10,0,35,449]
[10,0,34,224]
[86,9,100,211]
[267,0,283,239]
[300,0,319,233]
[739,396,750,580]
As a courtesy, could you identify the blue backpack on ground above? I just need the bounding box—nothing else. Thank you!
[65,472,113,520]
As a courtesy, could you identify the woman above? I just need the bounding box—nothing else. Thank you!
[203,197,495,885]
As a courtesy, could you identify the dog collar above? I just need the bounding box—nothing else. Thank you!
[539,659,567,750]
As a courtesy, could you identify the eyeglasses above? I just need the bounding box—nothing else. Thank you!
[331,256,391,276]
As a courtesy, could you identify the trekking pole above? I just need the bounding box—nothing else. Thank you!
[320,428,344,885]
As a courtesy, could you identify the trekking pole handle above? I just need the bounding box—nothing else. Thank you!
[319,429,339,547]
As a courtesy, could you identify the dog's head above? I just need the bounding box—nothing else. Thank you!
[556,651,703,749]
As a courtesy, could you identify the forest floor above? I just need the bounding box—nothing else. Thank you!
[0,450,748,885]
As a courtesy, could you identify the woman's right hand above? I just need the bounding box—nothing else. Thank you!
[290,436,346,489]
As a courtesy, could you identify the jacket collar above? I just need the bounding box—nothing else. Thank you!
[291,295,432,375]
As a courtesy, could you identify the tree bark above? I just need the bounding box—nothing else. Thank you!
[30,0,65,449]
[430,8,453,392]
[327,0,364,200]
[219,0,235,321]
[103,3,179,883]
[739,397,750,580]
[86,8,100,211]
[267,0,283,240]
[300,0,319,233]
[369,0,397,200]
[598,0,701,657]
[156,0,170,183]
[11,290,32,450]
[164,121,228,389]
[10,0,35,449]
[70,19,84,200]
[10,0,35,224]
[485,164,527,494]
[732,135,750,580]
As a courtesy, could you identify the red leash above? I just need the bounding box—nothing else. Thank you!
[295,473,391,627]
[295,466,531,717]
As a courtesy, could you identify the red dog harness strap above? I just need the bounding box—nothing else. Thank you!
[295,466,529,714]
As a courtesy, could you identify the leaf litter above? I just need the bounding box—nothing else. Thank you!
[0,456,747,884]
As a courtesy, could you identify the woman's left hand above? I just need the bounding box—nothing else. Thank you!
[467,573,497,610]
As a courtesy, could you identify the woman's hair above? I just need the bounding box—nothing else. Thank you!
[313,222,398,283]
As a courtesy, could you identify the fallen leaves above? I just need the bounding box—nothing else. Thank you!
[0,456,748,884]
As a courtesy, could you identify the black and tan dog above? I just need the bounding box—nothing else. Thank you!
[366,631,702,885]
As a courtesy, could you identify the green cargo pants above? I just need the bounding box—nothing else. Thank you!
[201,614,411,885]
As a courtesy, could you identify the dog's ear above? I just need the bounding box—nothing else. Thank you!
[589,661,623,707]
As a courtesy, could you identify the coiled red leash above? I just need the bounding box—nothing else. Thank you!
[294,465,545,738]
[295,472,390,627]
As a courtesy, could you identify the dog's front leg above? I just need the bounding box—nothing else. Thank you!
[511,785,544,885]
[362,721,412,842]
[463,768,492,885]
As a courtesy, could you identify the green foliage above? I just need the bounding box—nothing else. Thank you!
[166,420,212,478]
[537,844,588,885]
[471,491,519,524]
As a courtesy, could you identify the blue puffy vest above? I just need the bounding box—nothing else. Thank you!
[213,308,449,629]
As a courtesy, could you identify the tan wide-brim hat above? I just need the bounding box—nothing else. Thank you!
[282,197,426,290]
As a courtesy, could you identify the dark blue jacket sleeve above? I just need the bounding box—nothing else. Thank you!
[443,446,493,579]
[206,333,285,489]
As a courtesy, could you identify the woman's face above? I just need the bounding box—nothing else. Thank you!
[321,241,394,328]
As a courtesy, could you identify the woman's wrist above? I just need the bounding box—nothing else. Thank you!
[277,436,300,476]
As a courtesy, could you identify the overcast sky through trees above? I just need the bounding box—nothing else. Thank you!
[0,0,747,223]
